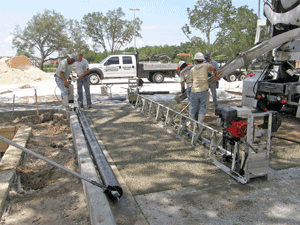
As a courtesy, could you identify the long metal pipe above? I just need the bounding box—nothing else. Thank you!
[75,107,121,189]
[0,135,106,189]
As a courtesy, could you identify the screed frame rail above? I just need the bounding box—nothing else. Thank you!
[129,93,248,184]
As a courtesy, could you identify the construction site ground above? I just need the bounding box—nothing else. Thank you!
[0,77,299,224]
[0,113,90,225]
[84,97,300,224]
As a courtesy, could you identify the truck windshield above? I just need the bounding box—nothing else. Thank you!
[99,56,110,64]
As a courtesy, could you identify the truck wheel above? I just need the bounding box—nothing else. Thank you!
[267,102,283,111]
[238,72,246,81]
[89,73,101,85]
[152,72,164,83]
[226,72,237,82]
[257,100,283,112]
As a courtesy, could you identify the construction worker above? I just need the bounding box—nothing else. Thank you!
[204,53,219,107]
[179,61,194,111]
[74,52,91,108]
[54,53,77,106]
[190,52,218,124]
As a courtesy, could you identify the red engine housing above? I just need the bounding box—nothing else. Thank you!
[226,120,248,138]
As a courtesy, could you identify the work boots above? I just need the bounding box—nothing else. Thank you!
[62,96,69,109]
[198,114,205,132]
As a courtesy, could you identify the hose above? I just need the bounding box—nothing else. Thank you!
[54,85,68,107]
[271,136,300,145]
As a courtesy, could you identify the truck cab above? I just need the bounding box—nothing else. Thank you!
[88,55,137,84]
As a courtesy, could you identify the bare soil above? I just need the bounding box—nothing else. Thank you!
[0,113,90,225]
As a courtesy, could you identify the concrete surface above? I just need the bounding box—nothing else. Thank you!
[0,126,32,218]
[83,99,300,225]
[70,112,116,225]
[86,110,149,225]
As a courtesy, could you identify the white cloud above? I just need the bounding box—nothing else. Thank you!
[4,35,13,44]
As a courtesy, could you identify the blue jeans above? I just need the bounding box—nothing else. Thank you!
[77,75,91,106]
[55,76,69,98]
[190,90,208,116]
[186,86,192,113]
[210,82,217,105]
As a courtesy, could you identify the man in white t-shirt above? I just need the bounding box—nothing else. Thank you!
[74,53,91,108]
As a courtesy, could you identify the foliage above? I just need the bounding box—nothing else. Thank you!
[11,9,70,71]
[67,19,90,54]
[215,6,258,59]
[184,0,233,48]
[82,8,142,56]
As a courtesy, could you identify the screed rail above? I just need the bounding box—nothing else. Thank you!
[129,92,272,184]
[130,93,249,184]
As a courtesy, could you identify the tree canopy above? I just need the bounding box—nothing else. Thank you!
[12,9,70,70]
[82,8,142,56]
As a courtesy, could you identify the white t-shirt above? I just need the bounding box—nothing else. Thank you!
[74,58,89,76]
[180,65,194,88]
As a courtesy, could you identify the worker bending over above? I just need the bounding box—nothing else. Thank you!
[55,53,77,105]
[190,52,218,124]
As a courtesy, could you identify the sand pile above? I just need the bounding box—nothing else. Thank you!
[0,56,51,84]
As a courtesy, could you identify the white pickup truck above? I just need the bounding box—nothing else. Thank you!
[88,54,178,84]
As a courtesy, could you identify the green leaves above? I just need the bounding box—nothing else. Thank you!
[82,8,143,56]
[11,9,70,70]
[183,1,258,60]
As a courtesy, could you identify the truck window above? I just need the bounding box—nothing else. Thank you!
[107,57,119,65]
[122,56,132,64]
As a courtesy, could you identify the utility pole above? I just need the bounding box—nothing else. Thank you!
[129,8,140,54]
[258,0,261,18]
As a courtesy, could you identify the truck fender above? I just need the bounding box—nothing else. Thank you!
[88,68,104,79]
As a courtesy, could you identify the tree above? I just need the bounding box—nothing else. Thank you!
[82,8,142,55]
[11,9,70,71]
[67,19,89,54]
[215,6,257,59]
[183,0,233,48]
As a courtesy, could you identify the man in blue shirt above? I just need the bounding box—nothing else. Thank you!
[203,53,219,107]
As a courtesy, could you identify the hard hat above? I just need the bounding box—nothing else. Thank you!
[194,52,205,61]
[178,61,187,70]
[68,53,78,62]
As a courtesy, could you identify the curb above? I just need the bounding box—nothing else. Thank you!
[70,112,116,225]
[86,110,149,225]
[0,126,32,218]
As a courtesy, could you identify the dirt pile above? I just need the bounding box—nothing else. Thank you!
[0,56,51,84]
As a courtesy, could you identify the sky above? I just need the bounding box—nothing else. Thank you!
[0,0,263,57]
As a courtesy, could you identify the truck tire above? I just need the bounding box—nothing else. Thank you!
[88,69,103,85]
[152,72,164,83]
[226,72,238,82]
[267,102,283,111]
[238,72,247,81]
[257,100,283,112]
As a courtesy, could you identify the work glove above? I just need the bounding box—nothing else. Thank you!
[181,87,186,94]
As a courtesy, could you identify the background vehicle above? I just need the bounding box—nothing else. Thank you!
[88,53,178,84]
